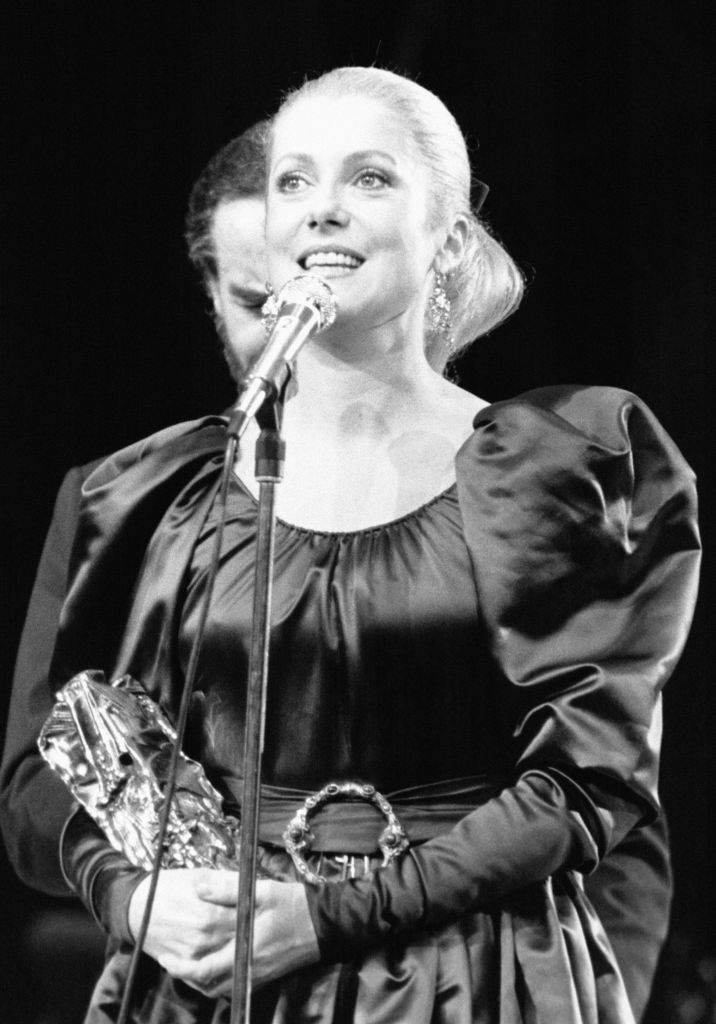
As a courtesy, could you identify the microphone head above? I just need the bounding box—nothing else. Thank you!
[277,275,337,330]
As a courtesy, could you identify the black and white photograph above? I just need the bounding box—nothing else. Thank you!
[1,4,713,1022]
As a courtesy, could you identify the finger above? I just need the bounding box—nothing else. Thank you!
[184,971,234,1000]
[194,868,240,906]
[183,943,236,999]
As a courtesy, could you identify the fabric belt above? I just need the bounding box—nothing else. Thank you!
[219,775,504,855]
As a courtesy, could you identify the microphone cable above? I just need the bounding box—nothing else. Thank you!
[116,430,239,1024]
[116,275,335,1021]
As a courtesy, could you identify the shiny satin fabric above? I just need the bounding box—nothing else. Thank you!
[83,849,635,1024]
[220,776,505,852]
[48,386,700,1024]
[460,386,700,815]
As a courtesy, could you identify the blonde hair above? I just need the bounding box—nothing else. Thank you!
[273,67,524,371]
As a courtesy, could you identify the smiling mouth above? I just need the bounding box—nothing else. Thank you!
[299,251,364,271]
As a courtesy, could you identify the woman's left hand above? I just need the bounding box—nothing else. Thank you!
[194,876,321,994]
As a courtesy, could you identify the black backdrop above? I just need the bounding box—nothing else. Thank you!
[1,3,714,1022]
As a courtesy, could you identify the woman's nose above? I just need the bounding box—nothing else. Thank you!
[306,186,349,229]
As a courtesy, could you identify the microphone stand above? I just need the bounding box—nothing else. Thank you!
[230,394,286,1024]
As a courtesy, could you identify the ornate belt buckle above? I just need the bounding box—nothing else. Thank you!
[283,781,409,885]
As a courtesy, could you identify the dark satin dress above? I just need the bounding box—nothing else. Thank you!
[181,478,510,813]
[51,386,700,1024]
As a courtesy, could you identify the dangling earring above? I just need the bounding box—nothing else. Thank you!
[427,270,455,356]
[261,283,279,336]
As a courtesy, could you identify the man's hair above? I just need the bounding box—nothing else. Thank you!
[185,120,268,290]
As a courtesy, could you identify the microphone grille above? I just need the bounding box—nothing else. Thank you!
[277,275,337,330]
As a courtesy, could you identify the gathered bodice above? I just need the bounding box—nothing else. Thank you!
[179,477,511,796]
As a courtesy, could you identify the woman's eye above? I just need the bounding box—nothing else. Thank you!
[275,172,307,194]
[355,168,389,189]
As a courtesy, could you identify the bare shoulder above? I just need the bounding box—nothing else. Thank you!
[434,378,490,441]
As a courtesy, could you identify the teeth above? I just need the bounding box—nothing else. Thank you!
[304,251,361,269]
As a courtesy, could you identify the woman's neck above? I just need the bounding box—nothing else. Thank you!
[283,332,441,438]
[233,329,487,532]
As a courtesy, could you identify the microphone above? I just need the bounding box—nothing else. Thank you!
[227,275,337,440]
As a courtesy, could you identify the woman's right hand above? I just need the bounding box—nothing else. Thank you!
[128,868,241,998]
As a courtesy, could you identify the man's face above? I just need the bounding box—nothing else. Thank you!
[209,196,268,381]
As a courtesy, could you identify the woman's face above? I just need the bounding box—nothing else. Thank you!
[266,94,442,341]
[209,196,268,379]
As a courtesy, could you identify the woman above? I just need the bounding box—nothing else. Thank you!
[52,68,699,1023]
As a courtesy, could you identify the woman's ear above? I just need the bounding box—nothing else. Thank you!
[433,214,469,277]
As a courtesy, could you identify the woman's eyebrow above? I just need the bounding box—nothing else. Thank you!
[273,149,398,168]
[273,152,315,168]
[345,150,398,166]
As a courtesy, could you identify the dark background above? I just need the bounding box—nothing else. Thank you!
[1,2,713,1021]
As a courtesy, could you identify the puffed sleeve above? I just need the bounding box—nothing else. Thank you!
[0,466,90,893]
[0,419,224,895]
[305,386,700,961]
[49,416,227,692]
[47,419,228,930]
